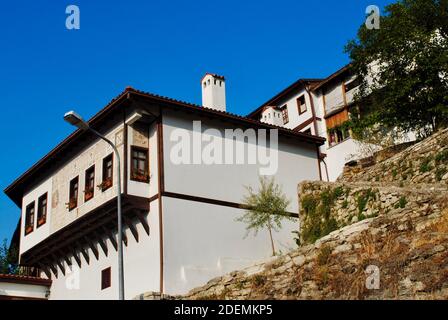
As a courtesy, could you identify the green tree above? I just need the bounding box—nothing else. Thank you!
[345,0,448,139]
[238,177,292,256]
[0,239,17,275]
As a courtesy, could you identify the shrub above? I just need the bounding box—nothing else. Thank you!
[392,169,398,178]
[399,196,407,209]
[301,195,318,216]
[357,188,375,214]
[300,187,343,244]
[358,213,367,221]
[420,157,433,173]
[316,245,332,266]
[435,168,447,181]
[251,275,266,287]
[333,186,344,198]
[435,150,448,164]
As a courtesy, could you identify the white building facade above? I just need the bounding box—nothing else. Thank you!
[5,78,324,299]
[248,65,384,181]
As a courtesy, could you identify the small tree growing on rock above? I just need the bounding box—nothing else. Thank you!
[238,177,292,256]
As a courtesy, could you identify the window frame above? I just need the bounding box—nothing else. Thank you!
[130,146,149,183]
[280,105,289,124]
[101,267,111,290]
[24,202,35,236]
[37,193,48,228]
[328,127,351,147]
[297,95,307,115]
[101,154,114,191]
[84,165,95,202]
[68,176,79,211]
[345,78,361,92]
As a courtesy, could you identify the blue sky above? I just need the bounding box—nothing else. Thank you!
[0,0,394,243]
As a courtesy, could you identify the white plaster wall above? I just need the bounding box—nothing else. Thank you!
[162,197,298,295]
[324,82,345,114]
[162,111,321,214]
[325,138,361,181]
[270,88,314,130]
[0,282,49,299]
[48,203,160,300]
[344,76,359,105]
[20,179,53,255]
[260,107,283,127]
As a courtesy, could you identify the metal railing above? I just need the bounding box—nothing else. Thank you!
[14,265,41,277]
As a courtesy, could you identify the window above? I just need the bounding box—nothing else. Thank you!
[25,202,35,235]
[297,95,307,115]
[37,193,47,228]
[84,166,95,202]
[345,78,361,92]
[281,105,289,124]
[68,177,79,210]
[101,154,113,191]
[328,127,351,147]
[131,146,149,183]
[101,267,111,290]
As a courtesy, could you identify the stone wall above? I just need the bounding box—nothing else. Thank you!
[180,203,448,300]
[341,128,448,185]
[297,181,446,245]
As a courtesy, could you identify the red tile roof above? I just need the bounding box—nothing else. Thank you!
[311,63,352,91]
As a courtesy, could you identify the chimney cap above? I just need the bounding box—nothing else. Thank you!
[201,73,225,83]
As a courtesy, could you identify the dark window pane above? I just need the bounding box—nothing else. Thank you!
[101,267,111,290]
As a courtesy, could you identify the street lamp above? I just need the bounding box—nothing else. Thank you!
[64,111,125,300]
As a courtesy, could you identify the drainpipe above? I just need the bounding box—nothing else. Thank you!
[303,82,319,136]
[321,157,330,182]
[303,81,329,181]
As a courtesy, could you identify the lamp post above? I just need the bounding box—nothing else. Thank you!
[64,111,125,300]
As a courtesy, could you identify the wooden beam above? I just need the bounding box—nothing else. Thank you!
[124,217,139,243]
[85,237,99,260]
[37,263,52,279]
[103,226,117,251]
[72,249,81,268]
[123,231,128,247]
[60,251,72,267]
[136,211,150,235]
[79,246,90,265]
[95,232,108,257]
[52,255,65,276]
[47,263,58,278]
[23,198,137,264]
[110,220,128,247]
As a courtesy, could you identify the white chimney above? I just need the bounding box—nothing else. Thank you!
[201,73,226,112]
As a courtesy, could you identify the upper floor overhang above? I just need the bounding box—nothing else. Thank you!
[4,87,325,208]
[19,194,149,269]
